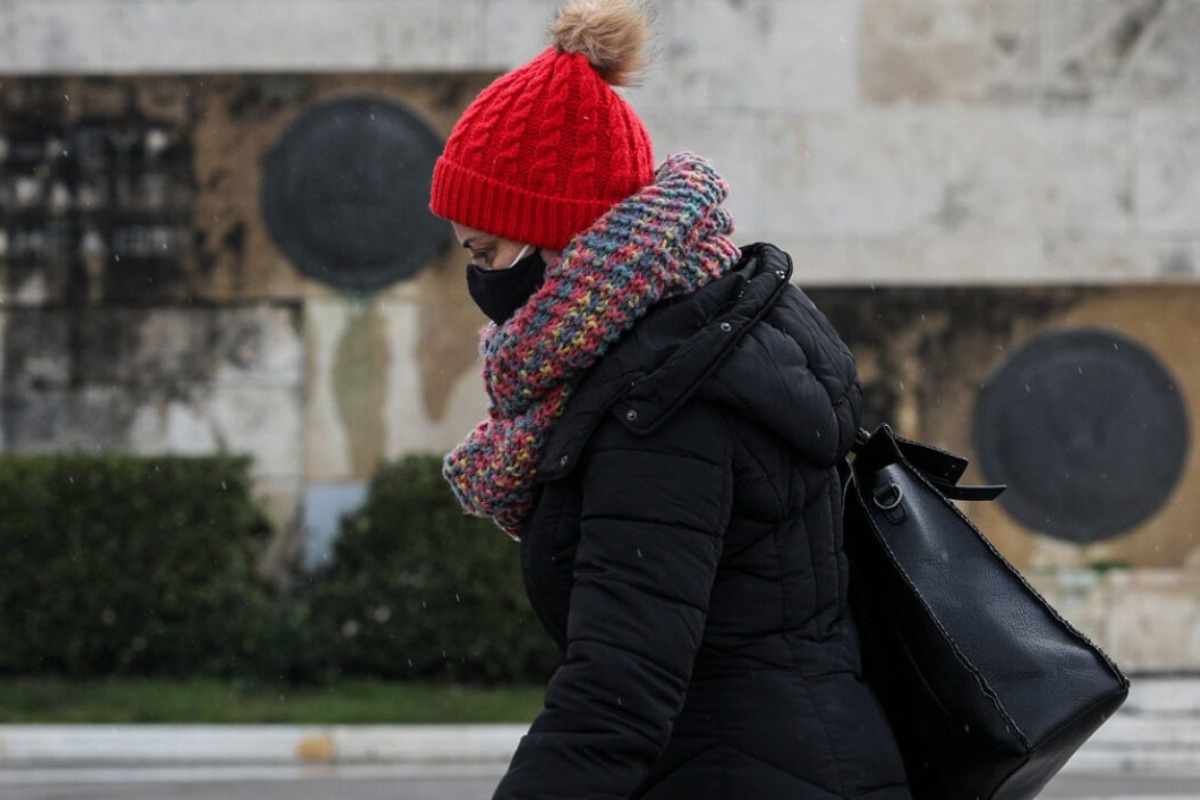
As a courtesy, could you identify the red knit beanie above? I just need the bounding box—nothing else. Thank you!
[430,0,656,250]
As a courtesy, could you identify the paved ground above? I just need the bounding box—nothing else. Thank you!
[2,677,1196,799]
[5,778,494,800]
[1040,774,1200,798]
[0,769,1196,800]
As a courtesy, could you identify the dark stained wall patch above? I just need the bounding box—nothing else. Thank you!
[974,327,1190,543]
[0,97,196,302]
[262,96,446,291]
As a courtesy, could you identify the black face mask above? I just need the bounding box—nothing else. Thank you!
[466,247,547,325]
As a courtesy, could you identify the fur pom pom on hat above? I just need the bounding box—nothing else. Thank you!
[552,0,651,86]
[429,0,656,250]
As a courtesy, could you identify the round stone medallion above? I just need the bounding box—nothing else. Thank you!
[262,96,446,291]
[974,327,1189,544]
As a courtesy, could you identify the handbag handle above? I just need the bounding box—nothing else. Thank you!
[852,426,1006,502]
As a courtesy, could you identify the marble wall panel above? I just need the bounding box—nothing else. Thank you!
[70,306,303,392]
[909,233,1047,283]
[0,311,71,394]
[859,0,1041,105]
[126,384,305,480]
[2,385,133,453]
[375,0,489,70]
[0,263,70,307]
[125,398,221,456]
[304,261,485,484]
[778,235,1053,287]
[203,386,304,479]
[1135,111,1200,235]
[760,112,949,237]
[81,310,210,389]
[1037,114,1137,233]
[880,234,1045,285]
[776,239,857,287]
[304,299,387,482]
[131,307,304,478]
[0,305,304,479]
[637,0,859,114]
[401,257,492,445]
[484,0,562,69]
[1028,567,1200,672]
[381,300,488,458]
[1044,235,1198,282]
[0,0,488,74]
[209,307,305,388]
[941,111,1135,233]
[637,112,766,236]
[1103,569,1200,672]
[1044,0,1200,109]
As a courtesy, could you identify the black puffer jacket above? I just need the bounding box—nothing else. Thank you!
[494,244,911,800]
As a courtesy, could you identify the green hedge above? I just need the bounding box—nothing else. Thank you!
[304,455,560,685]
[0,455,280,678]
[0,453,560,686]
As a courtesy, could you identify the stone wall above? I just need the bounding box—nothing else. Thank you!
[1,0,1199,669]
[0,74,496,574]
[3,1,1197,285]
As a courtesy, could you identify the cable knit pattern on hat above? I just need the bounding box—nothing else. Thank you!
[430,45,655,250]
[443,154,741,539]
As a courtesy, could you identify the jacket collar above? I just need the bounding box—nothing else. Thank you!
[538,243,792,481]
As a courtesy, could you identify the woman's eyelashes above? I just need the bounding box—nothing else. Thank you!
[465,241,495,268]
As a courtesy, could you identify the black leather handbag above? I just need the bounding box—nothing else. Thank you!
[843,424,1130,800]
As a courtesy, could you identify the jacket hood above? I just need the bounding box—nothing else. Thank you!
[538,243,862,481]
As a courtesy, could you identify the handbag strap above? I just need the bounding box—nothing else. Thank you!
[926,476,1005,502]
[851,426,1006,502]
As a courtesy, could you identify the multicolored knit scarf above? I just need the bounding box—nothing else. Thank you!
[443,153,741,538]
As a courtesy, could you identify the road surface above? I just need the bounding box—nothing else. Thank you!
[0,767,1196,800]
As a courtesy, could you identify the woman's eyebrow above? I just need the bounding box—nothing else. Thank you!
[462,236,493,250]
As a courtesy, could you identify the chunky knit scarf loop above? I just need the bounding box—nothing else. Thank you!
[443,153,741,539]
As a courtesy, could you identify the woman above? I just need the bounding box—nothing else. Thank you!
[430,1,910,798]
